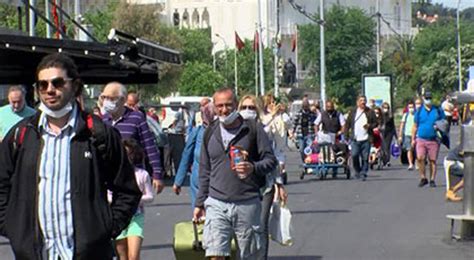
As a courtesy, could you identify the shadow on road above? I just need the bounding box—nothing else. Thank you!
[269,256,322,260]
[292,209,350,215]
[141,243,173,251]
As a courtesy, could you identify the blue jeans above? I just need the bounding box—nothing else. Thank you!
[351,140,370,176]
[297,135,313,162]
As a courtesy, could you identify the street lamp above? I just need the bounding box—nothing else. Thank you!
[457,0,463,92]
[215,33,229,85]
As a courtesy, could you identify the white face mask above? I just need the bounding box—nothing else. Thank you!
[408,108,415,113]
[219,110,240,125]
[39,101,73,119]
[382,108,389,113]
[103,99,119,114]
[415,104,421,110]
[240,109,257,120]
[424,99,432,106]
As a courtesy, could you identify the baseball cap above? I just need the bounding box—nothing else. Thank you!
[423,91,433,99]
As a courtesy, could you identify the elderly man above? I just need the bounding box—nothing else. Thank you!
[0,85,35,141]
[194,87,277,260]
[101,82,165,193]
[0,53,141,259]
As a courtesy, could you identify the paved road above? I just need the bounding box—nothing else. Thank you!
[1,126,473,259]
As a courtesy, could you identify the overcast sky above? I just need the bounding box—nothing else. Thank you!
[432,0,472,10]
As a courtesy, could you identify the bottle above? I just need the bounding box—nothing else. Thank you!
[230,146,246,179]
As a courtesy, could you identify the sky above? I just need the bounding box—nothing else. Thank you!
[432,0,473,10]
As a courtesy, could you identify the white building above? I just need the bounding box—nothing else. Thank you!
[160,0,411,53]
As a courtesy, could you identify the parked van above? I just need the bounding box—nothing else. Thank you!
[160,96,208,130]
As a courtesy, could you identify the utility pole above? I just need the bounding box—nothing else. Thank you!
[274,0,280,97]
[376,0,381,74]
[457,0,463,91]
[320,0,326,108]
[28,0,35,36]
[257,0,265,96]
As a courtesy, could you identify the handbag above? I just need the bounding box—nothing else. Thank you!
[269,189,293,246]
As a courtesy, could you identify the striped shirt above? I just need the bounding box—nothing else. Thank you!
[103,107,163,180]
[292,109,316,139]
[38,106,78,260]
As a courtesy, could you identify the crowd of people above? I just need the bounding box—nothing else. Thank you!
[0,52,469,259]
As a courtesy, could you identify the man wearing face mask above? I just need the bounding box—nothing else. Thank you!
[0,53,141,259]
[0,85,35,142]
[101,82,165,193]
[411,91,445,188]
[292,97,317,162]
[193,88,277,260]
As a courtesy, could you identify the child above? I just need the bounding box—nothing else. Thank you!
[112,139,154,260]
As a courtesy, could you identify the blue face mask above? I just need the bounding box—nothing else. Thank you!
[424,99,432,106]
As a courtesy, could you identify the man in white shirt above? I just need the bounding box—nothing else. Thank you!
[344,95,377,181]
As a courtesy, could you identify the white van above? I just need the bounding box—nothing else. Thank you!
[160,96,208,130]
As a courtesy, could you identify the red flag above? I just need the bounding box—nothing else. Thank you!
[235,32,245,51]
[291,33,297,52]
[52,0,60,39]
[253,31,259,52]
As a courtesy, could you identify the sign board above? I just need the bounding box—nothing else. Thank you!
[362,74,393,108]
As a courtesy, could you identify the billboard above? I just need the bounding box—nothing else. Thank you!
[362,74,393,108]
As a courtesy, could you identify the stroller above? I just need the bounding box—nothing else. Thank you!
[300,135,351,180]
[369,128,383,170]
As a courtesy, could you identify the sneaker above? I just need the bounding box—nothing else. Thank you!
[429,180,436,187]
[361,174,367,181]
[386,162,391,167]
[418,178,428,187]
[408,165,414,171]
[355,173,361,179]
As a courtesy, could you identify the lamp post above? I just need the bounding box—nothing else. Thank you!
[457,0,463,92]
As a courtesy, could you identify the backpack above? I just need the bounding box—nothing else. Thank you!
[12,114,108,161]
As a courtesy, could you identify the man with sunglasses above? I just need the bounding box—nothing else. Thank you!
[411,91,445,188]
[0,53,142,259]
[0,85,35,142]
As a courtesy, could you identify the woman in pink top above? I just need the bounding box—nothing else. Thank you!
[114,139,155,260]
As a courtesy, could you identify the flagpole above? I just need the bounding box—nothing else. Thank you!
[257,0,265,96]
[255,25,259,96]
[295,24,299,88]
[234,48,238,96]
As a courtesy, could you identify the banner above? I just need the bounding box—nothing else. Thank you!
[362,74,392,108]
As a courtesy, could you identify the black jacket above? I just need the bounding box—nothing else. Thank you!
[344,107,378,142]
[195,118,278,208]
[0,110,142,260]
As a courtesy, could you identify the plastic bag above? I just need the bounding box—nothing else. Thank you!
[269,201,293,246]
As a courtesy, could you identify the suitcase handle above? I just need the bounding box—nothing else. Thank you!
[192,222,204,251]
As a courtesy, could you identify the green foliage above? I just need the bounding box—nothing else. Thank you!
[178,62,225,96]
[299,5,376,107]
[177,28,213,64]
[215,39,275,96]
[82,1,118,42]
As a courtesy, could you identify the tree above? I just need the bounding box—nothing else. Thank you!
[178,62,225,96]
[82,1,118,42]
[299,5,376,107]
[177,28,213,64]
[215,39,275,96]
[421,44,474,96]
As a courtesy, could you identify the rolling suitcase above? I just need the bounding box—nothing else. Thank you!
[173,221,237,260]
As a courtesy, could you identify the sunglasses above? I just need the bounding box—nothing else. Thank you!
[35,77,72,92]
[241,105,256,110]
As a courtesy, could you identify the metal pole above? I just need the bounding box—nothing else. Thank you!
[274,0,280,98]
[320,0,326,108]
[255,27,259,96]
[44,0,51,38]
[28,0,35,36]
[457,0,463,92]
[258,0,265,96]
[295,24,299,88]
[234,48,238,96]
[74,0,81,40]
[376,0,381,74]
